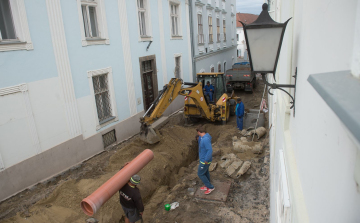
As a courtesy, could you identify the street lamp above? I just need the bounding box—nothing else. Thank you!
[241,3,297,114]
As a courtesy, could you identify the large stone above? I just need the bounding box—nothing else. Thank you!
[225,165,237,176]
[209,162,217,172]
[236,161,251,177]
[230,159,243,170]
[233,141,262,153]
[220,159,233,168]
[221,153,237,160]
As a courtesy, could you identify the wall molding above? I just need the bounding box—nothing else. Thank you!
[194,45,236,61]
[118,0,137,115]
[0,84,41,159]
[46,0,82,138]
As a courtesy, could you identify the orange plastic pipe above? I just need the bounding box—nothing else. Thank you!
[81,149,154,216]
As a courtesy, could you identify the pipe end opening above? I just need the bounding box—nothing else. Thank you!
[81,200,94,216]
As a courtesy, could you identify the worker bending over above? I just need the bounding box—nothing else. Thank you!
[119,175,144,223]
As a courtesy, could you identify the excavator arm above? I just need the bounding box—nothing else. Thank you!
[139,78,210,144]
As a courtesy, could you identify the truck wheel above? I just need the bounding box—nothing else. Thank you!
[229,99,236,116]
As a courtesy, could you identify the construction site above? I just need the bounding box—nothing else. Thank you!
[0,76,269,223]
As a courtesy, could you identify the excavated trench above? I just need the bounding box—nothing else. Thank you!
[0,113,208,223]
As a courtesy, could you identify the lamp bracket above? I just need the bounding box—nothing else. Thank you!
[261,68,297,116]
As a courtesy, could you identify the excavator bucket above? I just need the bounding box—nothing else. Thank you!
[139,126,160,144]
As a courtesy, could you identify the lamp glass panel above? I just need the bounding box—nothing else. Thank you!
[247,27,283,72]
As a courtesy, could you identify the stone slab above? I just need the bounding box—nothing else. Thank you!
[194,180,231,202]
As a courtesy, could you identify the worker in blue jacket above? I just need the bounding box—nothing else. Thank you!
[203,81,215,102]
[236,98,245,130]
[196,126,215,195]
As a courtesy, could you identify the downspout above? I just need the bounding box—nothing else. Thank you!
[188,0,196,82]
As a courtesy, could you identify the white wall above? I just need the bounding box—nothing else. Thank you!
[236,27,245,58]
[269,0,360,222]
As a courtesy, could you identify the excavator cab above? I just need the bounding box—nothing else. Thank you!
[196,73,226,103]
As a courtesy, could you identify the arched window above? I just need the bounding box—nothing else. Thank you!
[218,63,221,72]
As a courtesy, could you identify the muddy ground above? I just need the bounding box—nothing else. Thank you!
[0,78,269,223]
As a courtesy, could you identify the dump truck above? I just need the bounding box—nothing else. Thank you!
[140,73,237,144]
[225,61,256,93]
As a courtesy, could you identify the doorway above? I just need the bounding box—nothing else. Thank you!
[139,55,158,112]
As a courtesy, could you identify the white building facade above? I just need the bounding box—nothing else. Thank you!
[190,0,237,76]
[265,0,360,222]
[236,13,258,59]
[0,0,192,201]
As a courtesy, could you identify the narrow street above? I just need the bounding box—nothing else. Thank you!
[0,78,269,223]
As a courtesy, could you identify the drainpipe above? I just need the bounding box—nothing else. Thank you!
[81,149,154,216]
[188,0,196,82]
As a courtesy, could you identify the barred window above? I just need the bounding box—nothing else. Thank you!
[92,74,113,123]
[81,0,99,38]
[208,16,213,43]
[197,14,204,44]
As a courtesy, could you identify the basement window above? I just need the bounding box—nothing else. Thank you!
[102,129,116,148]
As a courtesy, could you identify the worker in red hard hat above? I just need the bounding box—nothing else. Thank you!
[119,174,144,223]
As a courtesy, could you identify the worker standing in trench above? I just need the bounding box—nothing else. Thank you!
[119,174,144,223]
[236,98,245,131]
[196,126,215,195]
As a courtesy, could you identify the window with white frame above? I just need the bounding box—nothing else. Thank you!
[88,67,118,129]
[0,0,33,51]
[170,3,180,37]
[175,56,181,78]
[216,18,220,42]
[137,0,151,38]
[81,1,99,38]
[208,16,213,43]
[0,0,16,41]
[197,14,204,44]
[92,74,113,123]
[78,0,109,46]
[223,19,226,41]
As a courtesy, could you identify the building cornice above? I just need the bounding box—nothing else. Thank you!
[194,45,236,62]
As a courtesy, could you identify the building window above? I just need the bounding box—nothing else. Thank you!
[223,20,226,41]
[175,55,181,78]
[88,67,118,130]
[170,3,180,37]
[198,14,204,44]
[237,34,239,41]
[211,66,215,73]
[208,16,213,43]
[218,63,221,72]
[0,0,16,41]
[217,18,220,42]
[93,74,113,123]
[78,0,109,46]
[137,0,152,40]
[81,1,99,38]
[0,0,33,51]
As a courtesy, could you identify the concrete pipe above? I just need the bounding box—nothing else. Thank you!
[81,149,154,216]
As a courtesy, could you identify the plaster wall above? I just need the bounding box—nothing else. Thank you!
[269,0,360,222]
[236,27,245,58]
[195,46,236,73]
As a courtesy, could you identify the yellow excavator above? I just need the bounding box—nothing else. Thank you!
[140,72,237,144]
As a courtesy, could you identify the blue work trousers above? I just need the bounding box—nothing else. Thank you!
[198,163,214,189]
[204,91,213,102]
[237,116,243,130]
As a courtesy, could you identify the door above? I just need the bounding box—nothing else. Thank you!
[142,60,155,111]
